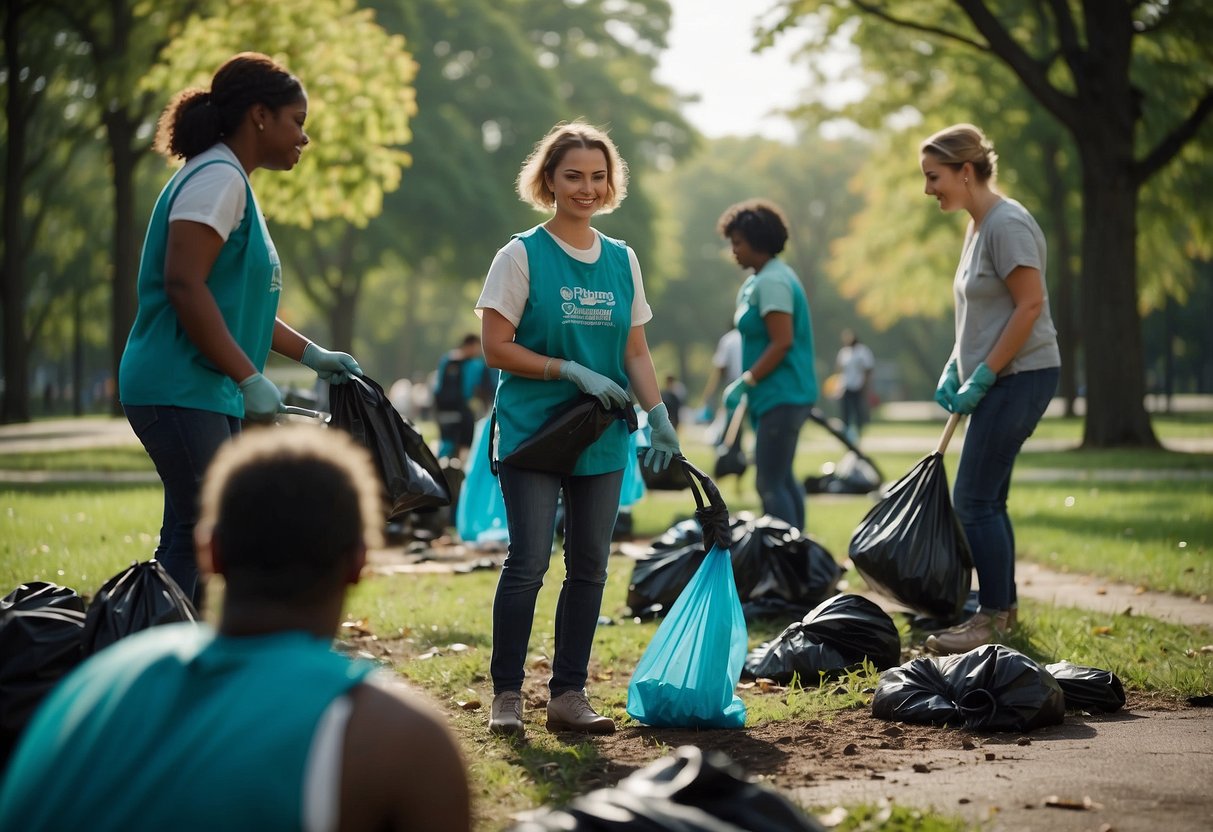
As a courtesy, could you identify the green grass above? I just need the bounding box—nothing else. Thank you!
[0,447,156,472]
[2,414,1210,831]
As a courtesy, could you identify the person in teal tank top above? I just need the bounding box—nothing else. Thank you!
[0,427,470,832]
[117,53,364,605]
[719,199,818,531]
[476,121,682,737]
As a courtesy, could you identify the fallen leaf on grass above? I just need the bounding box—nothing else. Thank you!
[341,618,374,636]
[1044,795,1102,811]
[1092,625,1113,636]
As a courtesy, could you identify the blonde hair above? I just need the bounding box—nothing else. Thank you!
[516,121,629,213]
[920,123,999,182]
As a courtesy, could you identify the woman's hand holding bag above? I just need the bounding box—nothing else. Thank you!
[560,360,629,409]
[644,403,681,473]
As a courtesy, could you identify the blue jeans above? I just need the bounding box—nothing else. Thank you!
[124,404,241,604]
[754,403,812,530]
[491,463,623,696]
[953,367,1059,611]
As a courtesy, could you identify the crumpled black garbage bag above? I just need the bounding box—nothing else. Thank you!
[330,374,451,519]
[82,560,198,655]
[909,590,980,632]
[849,451,973,620]
[803,451,883,495]
[873,644,1065,732]
[743,594,901,683]
[503,394,637,475]
[1045,661,1126,713]
[0,582,88,767]
[626,514,841,622]
[509,745,824,831]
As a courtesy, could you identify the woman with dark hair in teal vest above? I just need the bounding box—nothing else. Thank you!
[119,53,363,605]
[476,121,681,738]
[719,199,818,531]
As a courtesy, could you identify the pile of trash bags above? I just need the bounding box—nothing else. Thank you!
[0,561,197,767]
[872,644,1125,732]
[626,513,842,622]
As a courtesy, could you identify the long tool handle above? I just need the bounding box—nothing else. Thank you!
[935,412,963,455]
[723,395,748,447]
[281,405,329,421]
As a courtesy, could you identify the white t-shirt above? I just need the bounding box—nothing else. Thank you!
[836,343,874,391]
[168,143,249,241]
[475,228,653,327]
[712,328,742,385]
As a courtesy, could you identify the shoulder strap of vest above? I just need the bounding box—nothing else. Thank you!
[166,158,249,214]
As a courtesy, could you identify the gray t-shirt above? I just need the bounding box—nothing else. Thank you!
[952,197,1060,380]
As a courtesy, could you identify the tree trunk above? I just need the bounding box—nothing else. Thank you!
[2,3,30,424]
[1077,145,1159,448]
[105,113,141,416]
[1042,140,1079,418]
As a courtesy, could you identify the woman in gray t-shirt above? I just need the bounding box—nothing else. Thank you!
[918,123,1061,655]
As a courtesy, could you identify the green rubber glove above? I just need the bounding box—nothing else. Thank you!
[560,360,629,409]
[722,374,751,412]
[302,343,363,384]
[238,372,283,421]
[934,358,960,412]
[644,403,681,473]
[951,362,998,415]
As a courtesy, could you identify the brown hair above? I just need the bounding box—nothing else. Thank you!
[920,123,999,182]
[516,121,628,213]
[153,52,304,160]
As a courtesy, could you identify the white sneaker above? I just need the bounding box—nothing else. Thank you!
[489,691,524,736]
[545,689,615,734]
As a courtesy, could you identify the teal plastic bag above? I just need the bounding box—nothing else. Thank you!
[627,543,748,728]
[455,417,509,545]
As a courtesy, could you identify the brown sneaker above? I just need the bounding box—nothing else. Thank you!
[925,609,1011,655]
[545,690,615,734]
[489,691,524,736]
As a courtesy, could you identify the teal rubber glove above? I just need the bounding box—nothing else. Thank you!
[238,372,283,421]
[302,343,363,384]
[698,404,716,424]
[934,358,960,412]
[722,374,751,412]
[644,402,681,473]
[951,362,998,414]
[560,360,629,409]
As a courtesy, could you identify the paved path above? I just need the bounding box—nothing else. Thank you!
[791,707,1213,832]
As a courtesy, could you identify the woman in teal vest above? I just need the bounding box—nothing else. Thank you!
[720,199,818,531]
[119,53,362,604]
[476,122,681,737]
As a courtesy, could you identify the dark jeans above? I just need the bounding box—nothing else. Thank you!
[491,463,623,696]
[953,367,1059,611]
[123,404,241,604]
[754,403,812,531]
[841,388,868,435]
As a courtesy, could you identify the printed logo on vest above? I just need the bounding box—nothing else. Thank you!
[559,286,616,326]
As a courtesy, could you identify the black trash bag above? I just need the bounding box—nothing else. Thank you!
[330,374,450,519]
[803,451,883,495]
[0,582,88,767]
[501,394,637,475]
[742,594,901,683]
[713,402,748,480]
[82,560,199,655]
[398,456,467,541]
[731,516,842,621]
[872,644,1066,732]
[1045,661,1126,713]
[626,514,841,622]
[509,745,825,832]
[909,590,980,632]
[849,450,973,620]
[679,458,733,553]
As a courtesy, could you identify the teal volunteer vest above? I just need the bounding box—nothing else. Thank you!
[0,624,374,831]
[495,227,634,475]
[119,155,281,418]
[734,257,818,418]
